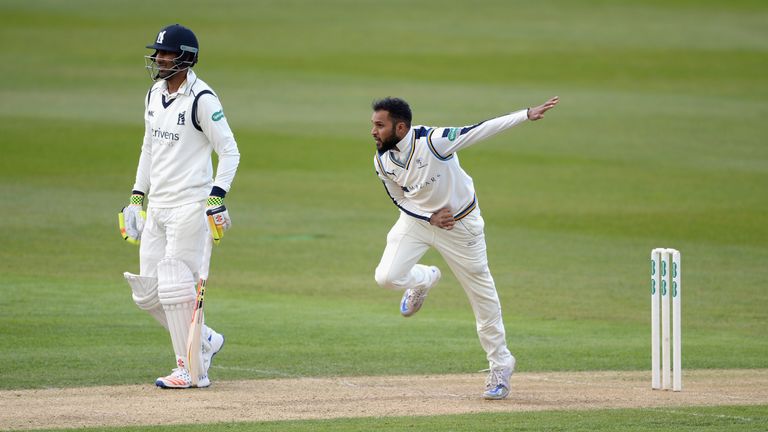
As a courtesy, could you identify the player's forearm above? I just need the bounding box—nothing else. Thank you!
[132,143,152,194]
[395,199,432,222]
[443,109,528,153]
[212,149,240,194]
[202,101,240,193]
[380,180,432,222]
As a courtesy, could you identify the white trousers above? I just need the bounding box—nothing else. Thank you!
[139,201,210,367]
[140,201,207,278]
[375,209,514,369]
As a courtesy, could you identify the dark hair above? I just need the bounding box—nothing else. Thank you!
[372,97,412,127]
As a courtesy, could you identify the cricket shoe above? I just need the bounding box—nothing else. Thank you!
[202,329,225,375]
[483,359,515,400]
[400,266,441,317]
[155,368,210,389]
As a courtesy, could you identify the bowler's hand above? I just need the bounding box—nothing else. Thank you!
[430,208,455,230]
[527,96,560,121]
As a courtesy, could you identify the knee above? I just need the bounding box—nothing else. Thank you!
[157,258,197,305]
[374,265,400,290]
[125,273,160,311]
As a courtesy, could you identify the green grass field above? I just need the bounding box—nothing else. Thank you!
[1,0,767,430]
[24,406,768,432]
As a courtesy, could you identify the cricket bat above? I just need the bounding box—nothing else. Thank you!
[186,236,213,386]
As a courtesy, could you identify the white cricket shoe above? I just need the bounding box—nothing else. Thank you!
[155,368,210,389]
[202,329,225,375]
[400,266,441,317]
[483,361,514,400]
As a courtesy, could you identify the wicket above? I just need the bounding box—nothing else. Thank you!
[650,248,682,391]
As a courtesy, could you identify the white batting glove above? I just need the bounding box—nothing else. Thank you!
[206,196,230,245]
[119,193,146,245]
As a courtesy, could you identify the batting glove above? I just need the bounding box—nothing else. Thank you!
[119,192,146,245]
[206,196,230,245]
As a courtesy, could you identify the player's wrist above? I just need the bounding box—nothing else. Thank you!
[209,186,227,198]
[206,196,224,209]
[129,191,145,207]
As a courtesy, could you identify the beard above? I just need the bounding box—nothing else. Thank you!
[376,126,401,152]
[157,65,185,80]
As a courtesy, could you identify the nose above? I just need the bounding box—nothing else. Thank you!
[371,126,377,136]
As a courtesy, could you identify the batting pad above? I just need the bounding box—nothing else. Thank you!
[157,259,199,369]
[124,272,167,330]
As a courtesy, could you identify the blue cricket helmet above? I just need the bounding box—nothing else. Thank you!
[147,24,199,66]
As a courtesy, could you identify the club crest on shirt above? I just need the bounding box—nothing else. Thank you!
[177,111,186,125]
[415,158,428,169]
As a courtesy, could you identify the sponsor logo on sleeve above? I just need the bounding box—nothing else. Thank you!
[447,128,458,141]
[212,110,225,121]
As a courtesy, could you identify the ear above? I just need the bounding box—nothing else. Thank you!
[395,121,409,138]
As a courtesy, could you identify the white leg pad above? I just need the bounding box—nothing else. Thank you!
[124,272,168,329]
[157,258,198,370]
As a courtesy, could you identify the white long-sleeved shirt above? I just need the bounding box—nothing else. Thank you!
[374,110,528,221]
[133,69,240,208]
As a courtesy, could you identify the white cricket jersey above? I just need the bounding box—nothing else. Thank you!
[133,70,240,208]
[374,110,528,221]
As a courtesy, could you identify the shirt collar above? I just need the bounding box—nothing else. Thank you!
[394,128,413,153]
[161,69,197,97]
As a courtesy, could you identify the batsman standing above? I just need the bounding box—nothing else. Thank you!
[370,96,558,399]
[120,24,240,388]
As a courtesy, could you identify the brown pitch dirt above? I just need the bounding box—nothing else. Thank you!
[1,369,767,430]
